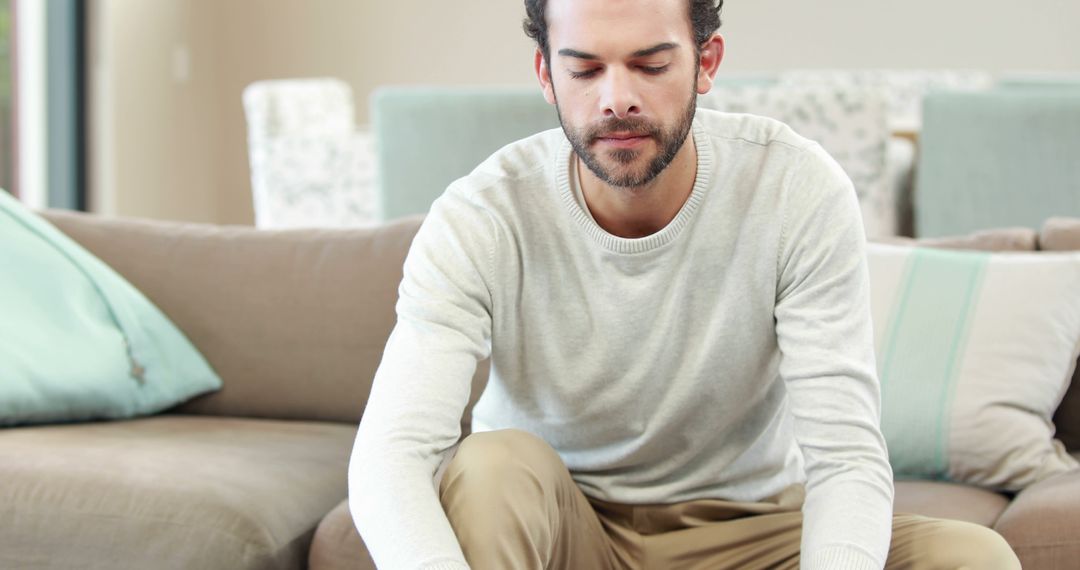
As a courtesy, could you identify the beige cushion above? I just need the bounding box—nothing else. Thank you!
[874,226,1039,252]
[309,500,375,570]
[893,480,1010,527]
[994,469,1080,569]
[0,416,355,570]
[1041,217,1080,251]
[41,211,422,424]
[1040,217,1080,453]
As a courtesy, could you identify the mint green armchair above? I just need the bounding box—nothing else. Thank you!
[371,86,560,220]
[914,90,1080,237]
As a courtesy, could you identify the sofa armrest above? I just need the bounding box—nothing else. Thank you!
[41,210,429,424]
[309,500,375,570]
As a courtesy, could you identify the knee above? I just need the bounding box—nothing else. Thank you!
[940,522,1019,570]
[907,519,1021,570]
[441,429,562,496]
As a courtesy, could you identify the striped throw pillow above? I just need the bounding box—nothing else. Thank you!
[867,243,1080,491]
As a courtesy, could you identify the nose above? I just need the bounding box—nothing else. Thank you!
[598,67,641,119]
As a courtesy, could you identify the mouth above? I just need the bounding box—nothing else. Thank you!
[594,132,651,149]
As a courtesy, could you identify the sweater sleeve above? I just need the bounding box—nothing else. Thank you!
[349,186,495,570]
[773,145,895,570]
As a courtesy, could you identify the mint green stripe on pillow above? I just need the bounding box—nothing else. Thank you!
[878,248,989,480]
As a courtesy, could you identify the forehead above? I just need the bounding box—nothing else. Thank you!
[545,0,692,55]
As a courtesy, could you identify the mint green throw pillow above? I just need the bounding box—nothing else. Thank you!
[0,190,221,426]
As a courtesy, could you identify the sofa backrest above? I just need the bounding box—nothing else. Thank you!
[43,209,1079,451]
[42,210,489,427]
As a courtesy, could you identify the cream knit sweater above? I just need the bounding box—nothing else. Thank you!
[350,109,894,570]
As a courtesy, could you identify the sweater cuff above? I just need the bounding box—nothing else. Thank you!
[419,562,470,570]
[803,545,882,570]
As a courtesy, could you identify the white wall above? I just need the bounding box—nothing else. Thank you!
[87,0,222,222]
[720,0,1080,72]
[88,0,1080,225]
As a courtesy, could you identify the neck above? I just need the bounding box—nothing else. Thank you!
[578,133,698,239]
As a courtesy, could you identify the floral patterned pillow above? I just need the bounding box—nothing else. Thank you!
[778,69,994,132]
[243,79,378,228]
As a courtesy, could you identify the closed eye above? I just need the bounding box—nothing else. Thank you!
[568,68,601,80]
[640,65,669,75]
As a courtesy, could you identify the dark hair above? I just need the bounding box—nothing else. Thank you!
[523,0,723,62]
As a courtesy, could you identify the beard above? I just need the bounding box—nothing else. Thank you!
[557,91,697,189]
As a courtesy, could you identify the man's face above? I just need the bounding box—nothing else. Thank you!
[537,0,712,189]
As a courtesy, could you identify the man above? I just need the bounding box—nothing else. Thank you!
[349,0,1022,568]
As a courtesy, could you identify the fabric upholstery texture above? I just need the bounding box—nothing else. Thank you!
[1,191,220,426]
[309,500,376,570]
[1041,217,1080,251]
[371,86,560,220]
[915,90,1080,237]
[0,415,355,570]
[994,469,1080,569]
[877,227,1039,252]
[1040,217,1080,452]
[40,210,426,424]
[867,243,1080,490]
[892,481,1010,527]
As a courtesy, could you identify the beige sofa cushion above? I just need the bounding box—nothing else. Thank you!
[1041,217,1080,251]
[41,211,424,424]
[994,469,1080,569]
[876,226,1039,252]
[1041,217,1080,453]
[0,416,355,570]
[893,480,1010,527]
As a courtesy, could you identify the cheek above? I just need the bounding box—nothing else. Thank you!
[658,77,697,110]
[554,88,596,120]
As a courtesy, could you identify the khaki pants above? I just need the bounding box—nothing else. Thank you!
[438,430,1021,570]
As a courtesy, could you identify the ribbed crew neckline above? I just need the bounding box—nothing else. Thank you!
[557,119,714,254]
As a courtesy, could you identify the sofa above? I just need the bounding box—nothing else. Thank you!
[1,209,1078,570]
[1,210,423,570]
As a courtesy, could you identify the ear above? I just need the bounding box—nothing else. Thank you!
[535,48,557,105]
[695,33,725,95]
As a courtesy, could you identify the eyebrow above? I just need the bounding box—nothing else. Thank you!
[557,42,679,61]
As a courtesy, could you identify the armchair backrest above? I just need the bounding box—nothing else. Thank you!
[915,90,1080,237]
[371,86,560,220]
